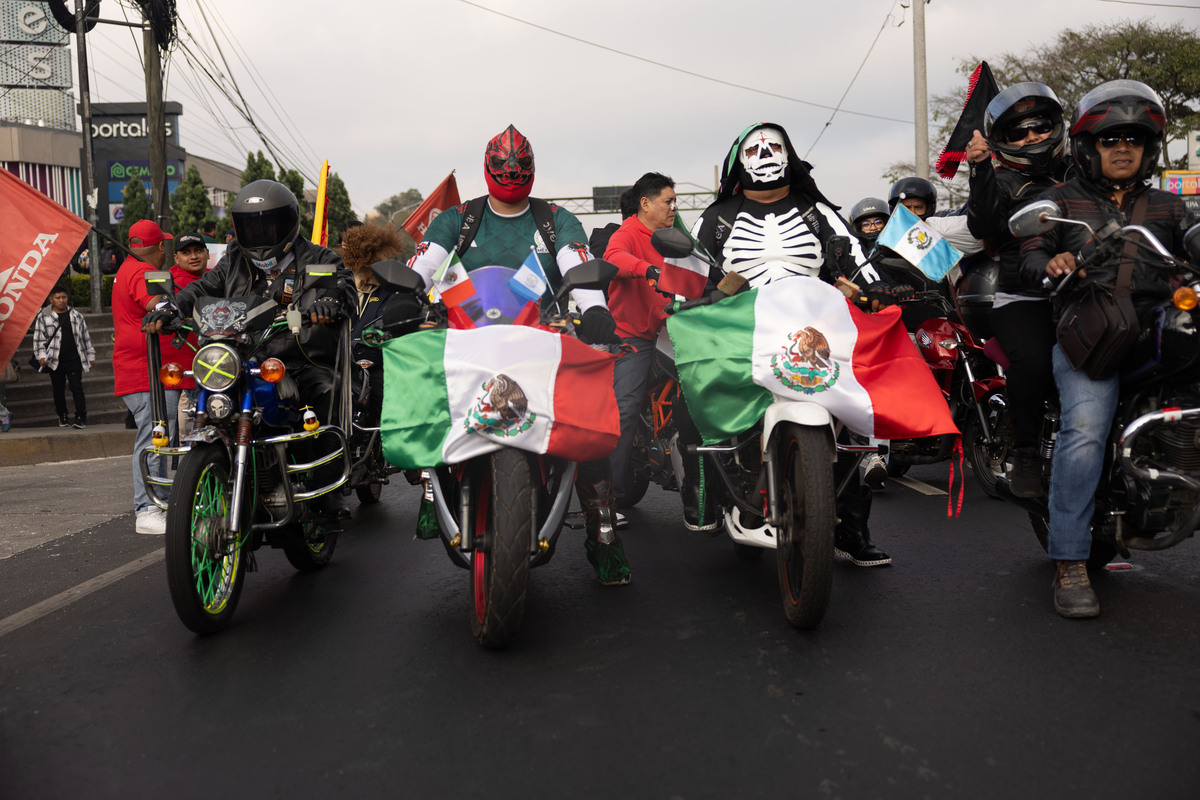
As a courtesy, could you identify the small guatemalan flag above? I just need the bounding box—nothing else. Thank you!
[508,246,549,303]
[875,204,963,282]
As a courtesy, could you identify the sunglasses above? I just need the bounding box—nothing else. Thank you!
[1096,132,1146,149]
[1003,118,1054,143]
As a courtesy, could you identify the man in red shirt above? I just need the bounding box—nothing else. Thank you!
[112,219,191,535]
[168,231,207,436]
[603,172,678,514]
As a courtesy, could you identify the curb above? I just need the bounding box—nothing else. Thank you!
[0,427,135,467]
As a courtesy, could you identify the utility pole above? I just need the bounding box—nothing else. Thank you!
[139,1,170,233]
[73,0,102,313]
[913,0,929,179]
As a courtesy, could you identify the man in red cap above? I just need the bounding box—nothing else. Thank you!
[112,219,191,534]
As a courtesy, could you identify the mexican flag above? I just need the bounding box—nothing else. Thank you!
[380,326,619,469]
[665,278,958,444]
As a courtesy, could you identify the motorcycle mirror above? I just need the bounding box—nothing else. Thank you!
[1184,224,1200,264]
[144,270,175,297]
[1007,200,1061,238]
[561,259,619,293]
[650,227,697,259]
[372,258,425,294]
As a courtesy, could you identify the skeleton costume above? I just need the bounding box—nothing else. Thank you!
[692,123,880,290]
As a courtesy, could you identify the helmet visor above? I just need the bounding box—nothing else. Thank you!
[234,205,298,251]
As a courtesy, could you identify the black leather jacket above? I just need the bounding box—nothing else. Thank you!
[174,237,355,369]
[967,158,1069,295]
[1018,179,1195,319]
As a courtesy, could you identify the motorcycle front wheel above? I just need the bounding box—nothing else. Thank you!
[775,423,835,629]
[470,448,532,649]
[965,409,1006,499]
[165,443,245,634]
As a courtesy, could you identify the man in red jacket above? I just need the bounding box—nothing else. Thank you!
[603,172,677,512]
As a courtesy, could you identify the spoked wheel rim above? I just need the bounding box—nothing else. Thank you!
[191,462,239,615]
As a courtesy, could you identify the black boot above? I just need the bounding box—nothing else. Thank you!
[680,455,719,533]
[1008,447,1043,498]
[834,480,891,567]
[575,461,631,586]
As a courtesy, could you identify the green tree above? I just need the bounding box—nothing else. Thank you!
[241,150,276,186]
[375,188,424,221]
[118,176,153,243]
[324,172,356,247]
[170,165,213,235]
[278,167,311,239]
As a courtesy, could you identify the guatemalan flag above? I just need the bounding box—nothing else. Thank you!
[508,246,548,302]
[875,204,964,282]
[665,278,958,445]
[380,325,619,469]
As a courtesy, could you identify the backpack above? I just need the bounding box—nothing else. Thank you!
[453,196,561,286]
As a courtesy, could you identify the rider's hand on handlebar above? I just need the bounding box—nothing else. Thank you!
[1045,251,1080,281]
[576,306,620,345]
[309,298,344,326]
[859,282,913,312]
[142,305,181,334]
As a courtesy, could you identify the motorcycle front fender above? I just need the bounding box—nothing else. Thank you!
[761,401,835,455]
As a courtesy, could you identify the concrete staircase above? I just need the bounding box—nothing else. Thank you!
[4,312,129,429]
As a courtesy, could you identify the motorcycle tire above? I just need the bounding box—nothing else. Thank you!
[282,516,339,572]
[165,443,246,635]
[1028,513,1118,570]
[355,482,384,504]
[775,423,835,630]
[470,448,532,649]
[886,461,910,478]
[965,411,1005,499]
[619,421,651,508]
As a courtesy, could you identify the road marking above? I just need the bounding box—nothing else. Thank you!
[891,475,947,496]
[0,549,164,639]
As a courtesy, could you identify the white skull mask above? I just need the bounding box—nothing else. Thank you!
[738,127,789,187]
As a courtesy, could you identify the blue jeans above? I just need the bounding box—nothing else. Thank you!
[1048,345,1119,561]
[609,336,655,503]
[122,390,181,514]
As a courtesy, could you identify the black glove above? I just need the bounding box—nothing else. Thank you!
[142,305,181,332]
[646,265,662,288]
[576,306,620,345]
[310,298,344,322]
[859,282,913,309]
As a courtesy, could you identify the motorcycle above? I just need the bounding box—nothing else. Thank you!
[619,327,684,507]
[343,344,404,504]
[369,259,620,649]
[139,265,351,634]
[999,199,1200,564]
[886,283,1010,497]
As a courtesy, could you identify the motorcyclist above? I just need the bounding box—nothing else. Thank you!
[407,124,631,586]
[966,82,1070,497]
[684,122,897,566]
[144,179,356,522]
[1018,80,1196,619]
[849,197,889,248]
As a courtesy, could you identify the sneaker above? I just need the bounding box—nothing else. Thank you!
[1052,560,1099,619]
[584,536,632,586]
[58,416,70,427]
[0,413,10,433]
[834,529,892,567]
[862,455,887,490]
[135,508,167,535]
[72,419,86,429]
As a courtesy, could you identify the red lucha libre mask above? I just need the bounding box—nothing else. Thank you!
[484,125,535,203]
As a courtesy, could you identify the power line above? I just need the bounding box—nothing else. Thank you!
[1094,0,1200,7]
[457,0,913,125]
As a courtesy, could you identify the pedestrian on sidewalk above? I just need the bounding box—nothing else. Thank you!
[0,357,17,431]
[113,220,186,535]
[32,285,95,428]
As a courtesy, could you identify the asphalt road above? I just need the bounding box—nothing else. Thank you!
[1,460,1198,799]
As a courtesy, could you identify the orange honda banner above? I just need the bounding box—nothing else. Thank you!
[402,171,460,242]
[0,169,92,370]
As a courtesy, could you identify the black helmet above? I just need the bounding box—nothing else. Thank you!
[984,82,1067,175]
[888,177,937,218]
[231,179,301,270]
[1069,79,1166,188]
[849,197,889,241]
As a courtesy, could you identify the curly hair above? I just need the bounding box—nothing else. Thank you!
[339,223,414,279]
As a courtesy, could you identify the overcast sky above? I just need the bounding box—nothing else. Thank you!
[74,0,1199,226]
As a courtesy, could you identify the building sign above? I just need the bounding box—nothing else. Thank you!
[1163,171,1200,196]
[1,1,66,42]
[0,43,71,88]
[106,159,182,203]
[0,1,74,128]
[90,102,187,232]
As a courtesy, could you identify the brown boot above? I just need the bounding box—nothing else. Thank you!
[1053,560,1099,619]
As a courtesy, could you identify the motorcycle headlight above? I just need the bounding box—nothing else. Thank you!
[206,392,234,420]
[192,343,240,392]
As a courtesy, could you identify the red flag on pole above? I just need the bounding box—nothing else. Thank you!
[401,172,460,242]
[0,169,92,370]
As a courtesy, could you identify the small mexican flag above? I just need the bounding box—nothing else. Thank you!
[657,213,711,299]
[665,278,958,444]
[431,249,475,307]
[380,326,619,469]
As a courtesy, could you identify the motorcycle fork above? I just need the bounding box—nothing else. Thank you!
[958,350,995,445]
[226,413,254,539]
